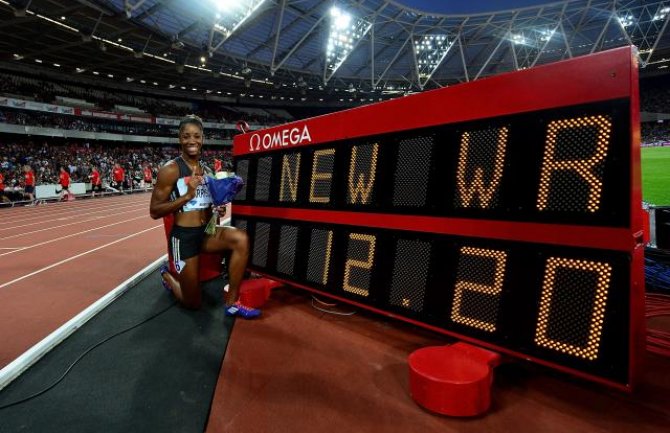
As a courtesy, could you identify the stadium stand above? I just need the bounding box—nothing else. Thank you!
[1,1,670,432]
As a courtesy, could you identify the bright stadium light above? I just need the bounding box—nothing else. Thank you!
[412,34,453,88]
[215,0,238,9]
[324,6,371,83]
[511,33,527,45]
[208,0,267,53]
[540,29,555,42]
[654,7,670,21]
[331,6,352,29]
[618,14,634,28]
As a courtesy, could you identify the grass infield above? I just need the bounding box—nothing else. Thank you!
[642,146,670,206]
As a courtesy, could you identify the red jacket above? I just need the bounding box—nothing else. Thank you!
[90,170,101,186]
[112,167,125,182]
[60,171,71,187]
[24,171,35,187]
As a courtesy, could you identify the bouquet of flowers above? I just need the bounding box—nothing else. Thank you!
[204,175,245,234]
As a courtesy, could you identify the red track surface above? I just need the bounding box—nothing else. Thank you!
[0,194,166,368]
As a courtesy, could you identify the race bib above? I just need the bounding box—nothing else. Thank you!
[177,177,213,211]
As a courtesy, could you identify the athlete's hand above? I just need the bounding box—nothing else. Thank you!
[213,205,227,217]
[186,166,202,199]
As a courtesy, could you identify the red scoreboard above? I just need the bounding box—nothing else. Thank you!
[232,46,644,390]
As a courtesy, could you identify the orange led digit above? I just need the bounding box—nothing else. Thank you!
[343,233,377,296]
[451,247,507,332]
[306,229,334,285]
[535,257,612,360]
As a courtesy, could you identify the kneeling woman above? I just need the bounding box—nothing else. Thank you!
[149,114,259,318]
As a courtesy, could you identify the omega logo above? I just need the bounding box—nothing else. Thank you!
[249,125,312,152]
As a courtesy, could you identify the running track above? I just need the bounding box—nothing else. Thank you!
[0,194,166,368]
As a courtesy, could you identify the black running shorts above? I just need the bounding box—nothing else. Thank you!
[168,225,207,273]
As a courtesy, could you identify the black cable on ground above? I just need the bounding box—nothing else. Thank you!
[0,301,177,410]
[646,247,670,293]
[311,295,356,316]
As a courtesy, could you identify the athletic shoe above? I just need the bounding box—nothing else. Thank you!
[225,301,261,319]
[159,263,172,292]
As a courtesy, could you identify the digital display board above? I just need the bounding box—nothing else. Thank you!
[232,47,645,390]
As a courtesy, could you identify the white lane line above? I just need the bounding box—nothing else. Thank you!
[0,247,19,250]
[0,254,167,391]
[0,195,149,225]
[0,200,146,226]
[0,206,148,239]
[0,215,154,257]
[0,202,147,231]
[0,225,162,289]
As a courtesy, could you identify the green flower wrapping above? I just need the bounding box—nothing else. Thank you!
[205,213,218,235]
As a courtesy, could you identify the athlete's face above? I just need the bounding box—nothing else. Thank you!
[179,123,203,158]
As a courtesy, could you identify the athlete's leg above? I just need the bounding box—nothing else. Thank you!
[162,255,201,309]
[201,227,249,306]
[164,227,205,309]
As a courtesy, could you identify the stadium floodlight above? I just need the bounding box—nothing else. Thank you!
[208,0,268,53]
[618,14,634,28]
[511,33,527,45]
[215,0,237,8]
[324,6,371,84]
[540,29,555,42]
[654,7,670,21]
[412,34,453,89]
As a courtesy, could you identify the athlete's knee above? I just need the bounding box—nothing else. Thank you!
[234,230,249,255]
[226,229,248,254]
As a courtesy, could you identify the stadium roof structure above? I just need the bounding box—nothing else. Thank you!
[1,0,670,102]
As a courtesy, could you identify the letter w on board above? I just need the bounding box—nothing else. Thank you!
[348,143,379,204]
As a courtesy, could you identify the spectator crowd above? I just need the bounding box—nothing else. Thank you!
[0,139,233,203]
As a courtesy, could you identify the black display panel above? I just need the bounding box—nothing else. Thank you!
[233,216,630,384]
[234,101,631,227]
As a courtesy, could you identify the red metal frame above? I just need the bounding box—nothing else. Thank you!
[233,205,637,251]
[627,51,646,390]
[232,46,644,391]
